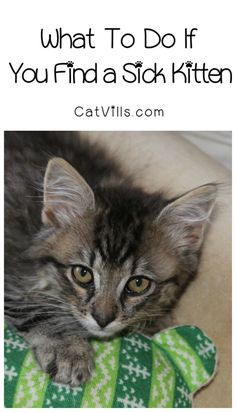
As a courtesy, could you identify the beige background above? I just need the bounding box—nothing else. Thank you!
[81,131,232,408]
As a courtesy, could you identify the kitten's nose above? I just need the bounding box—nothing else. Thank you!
[92,307,117,328]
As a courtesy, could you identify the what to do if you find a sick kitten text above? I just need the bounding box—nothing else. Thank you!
[9,27,233,85]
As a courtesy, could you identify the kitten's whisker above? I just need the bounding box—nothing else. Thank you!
[46,320,82,334]
[7,302,69,311]
[29,293,72,307]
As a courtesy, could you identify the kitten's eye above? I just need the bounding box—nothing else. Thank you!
[71,265,93,286]
[125,277,151,295]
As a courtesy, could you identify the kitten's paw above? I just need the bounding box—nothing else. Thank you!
[33,336,94,386]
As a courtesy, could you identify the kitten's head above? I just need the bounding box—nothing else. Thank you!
[30,157,217,338]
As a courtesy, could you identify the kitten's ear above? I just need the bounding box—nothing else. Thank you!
[155,184,217,253]
[42,157,95,226]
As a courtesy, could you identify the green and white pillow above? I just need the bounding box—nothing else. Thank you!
[4,324,217,408]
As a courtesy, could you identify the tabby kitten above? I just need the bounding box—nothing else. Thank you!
[5,131,216,386]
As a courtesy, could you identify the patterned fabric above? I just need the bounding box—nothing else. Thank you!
[4,325,217,408]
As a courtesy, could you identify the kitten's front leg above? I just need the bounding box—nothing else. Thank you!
[23,331,94,386]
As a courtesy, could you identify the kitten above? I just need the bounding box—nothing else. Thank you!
[5,131,216,386]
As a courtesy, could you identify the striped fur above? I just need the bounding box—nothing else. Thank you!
[4,131,217,385]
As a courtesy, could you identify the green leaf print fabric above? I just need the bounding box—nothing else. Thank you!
[4,325,217,408]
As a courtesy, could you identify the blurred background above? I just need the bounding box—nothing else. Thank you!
[181,131,231,170]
